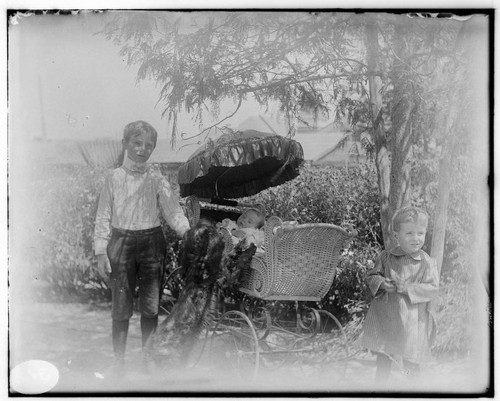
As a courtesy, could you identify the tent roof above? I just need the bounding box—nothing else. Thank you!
[23,139,87,165]
[22,128,361,166]
[236,115,353,161]
[148,140,198,164]
[293,131,345,161]
[21,138,199,166]
[236,115,289,135]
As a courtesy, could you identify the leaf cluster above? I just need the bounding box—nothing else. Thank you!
[100,12,367,140]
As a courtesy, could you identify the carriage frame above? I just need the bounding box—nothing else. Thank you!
[162,195,357,380]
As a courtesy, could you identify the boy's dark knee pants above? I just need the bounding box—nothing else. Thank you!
[107,227,166,321]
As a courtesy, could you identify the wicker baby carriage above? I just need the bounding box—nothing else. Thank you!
[170,130,356,378]
[184,197,355,302]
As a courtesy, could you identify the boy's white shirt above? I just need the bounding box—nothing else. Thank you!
[93,156,190,255]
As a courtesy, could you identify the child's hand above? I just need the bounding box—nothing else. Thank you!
[97,255,111,281]
[395,280,407,293]
[380,278,396,293]
[232,229,246,239]
[221,218,237,231]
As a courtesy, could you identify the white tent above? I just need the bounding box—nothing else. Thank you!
[148,140,198,164]
[236,115,289,136]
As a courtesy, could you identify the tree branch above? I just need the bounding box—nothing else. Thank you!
[180,95,243,140]
[237,72,375,94]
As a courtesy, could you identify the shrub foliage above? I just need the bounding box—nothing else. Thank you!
[248,164,381,323]
[19,162,479,357]
[25,164,108,301]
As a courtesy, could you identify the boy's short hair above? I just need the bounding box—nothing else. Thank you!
[391,206,429,232]
[123,121,158,144]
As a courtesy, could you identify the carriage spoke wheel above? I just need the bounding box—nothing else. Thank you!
[209,310,260,381]
[241,297,271,340]
[296,309,348,379]
[159,266,185,316]
[257,331,294,371]
[297,307,322,338]
[249,306,272,340]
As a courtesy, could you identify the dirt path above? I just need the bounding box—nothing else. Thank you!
[9,301,488,395]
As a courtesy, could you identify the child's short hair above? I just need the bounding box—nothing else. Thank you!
[391,206,429,232]
[123,121,158,144]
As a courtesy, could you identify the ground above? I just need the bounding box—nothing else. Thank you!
[9,300,490,396]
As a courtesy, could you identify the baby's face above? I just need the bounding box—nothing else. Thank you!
[237,210,261,229]
[394,221,427,254]
[123,132,156,163]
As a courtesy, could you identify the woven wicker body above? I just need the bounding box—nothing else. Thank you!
[183,196,355,303]
[239,216,354,302]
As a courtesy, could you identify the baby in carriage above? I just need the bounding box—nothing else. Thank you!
[219,207,266,253]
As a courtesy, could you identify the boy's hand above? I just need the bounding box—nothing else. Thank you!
[97,255,111,281]
[380,279,396,293]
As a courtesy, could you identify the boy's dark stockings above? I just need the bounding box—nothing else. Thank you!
[140,315,158,350]
[112,319,129,361]
[141,316,158,374]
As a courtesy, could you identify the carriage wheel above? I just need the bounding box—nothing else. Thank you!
[240,296,272,340]
[296,309,348,378]
[257,330,295,371]
[297,307,322,338]
[159,266,185,316]
[209,310,260,380]
[248,306,272,341]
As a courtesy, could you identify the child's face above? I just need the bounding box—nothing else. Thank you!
[123,132,156,163]
[237,210,261,229]
[394,221,427,254]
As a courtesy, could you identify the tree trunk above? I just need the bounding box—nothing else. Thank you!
[430,18,489,292]
[387,22,416,249]
[429,72,462,275]
[364,17,392,248]
[429,26,465,276]
[430,135,453,274]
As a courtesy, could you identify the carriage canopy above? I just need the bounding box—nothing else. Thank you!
[177,129,304,199]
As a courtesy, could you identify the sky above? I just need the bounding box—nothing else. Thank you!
[8,9,494,148]
[8,11,269,145]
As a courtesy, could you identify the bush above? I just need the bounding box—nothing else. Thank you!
[26,164,108,302]
[248,164,382,323]
[24,164,185,303]
[19,161,479,359]
[250,164,382,246]
[429,263,480,358]
[21,163,383,307]
[411,147,483,357]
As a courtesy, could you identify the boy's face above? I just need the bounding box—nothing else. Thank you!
[394,221,427,254]
[237,210,261,229]
[123,132,156,163]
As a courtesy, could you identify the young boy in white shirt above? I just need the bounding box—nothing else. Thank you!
[94,120,190,376]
